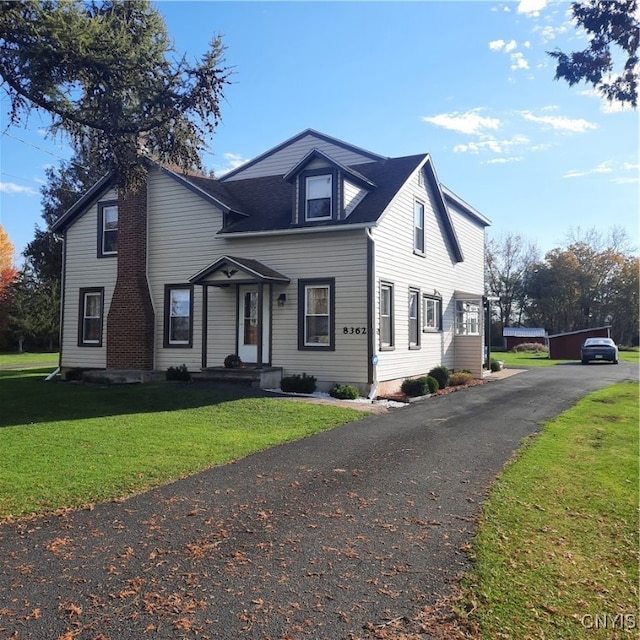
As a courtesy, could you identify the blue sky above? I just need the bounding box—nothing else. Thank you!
[1,0,638,263]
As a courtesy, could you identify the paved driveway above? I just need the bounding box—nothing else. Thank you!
[0,363,636,639]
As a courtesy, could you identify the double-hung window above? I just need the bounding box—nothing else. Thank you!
[78,288,104,346]
[305,175,332,221]
[165,285,193,347]
[380,282,394,349]
[422,296,441,331]
[298,279,335,350]
[409,288,420,348]
[414,200,425,254]
[98,201,118,257]
[455,299,481,335]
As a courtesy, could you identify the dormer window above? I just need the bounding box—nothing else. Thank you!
[305,174,332,220]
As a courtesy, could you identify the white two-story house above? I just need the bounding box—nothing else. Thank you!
[52,129,491,395]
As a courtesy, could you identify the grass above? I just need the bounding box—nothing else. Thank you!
[493,347,639,368]
[464,381,639,639]
[0,368,364,519]
[0,351,59,367]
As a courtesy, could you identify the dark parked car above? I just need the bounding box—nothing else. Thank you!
[580,337,619,364]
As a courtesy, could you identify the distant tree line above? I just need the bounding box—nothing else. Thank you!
[485,230,639,348]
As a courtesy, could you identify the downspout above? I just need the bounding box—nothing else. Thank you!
[366,228,378,400]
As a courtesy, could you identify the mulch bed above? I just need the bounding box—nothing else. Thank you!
[378,378,489,403]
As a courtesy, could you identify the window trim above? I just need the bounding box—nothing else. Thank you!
[97,200,118,258]
[379,281,394,350]
[414,199,425,255]
[422,295,442,332]
[409,288,420,349]
[298,278,335,351]
[164,284,194,348]
[455,298,481,336]
[78,287,104,347]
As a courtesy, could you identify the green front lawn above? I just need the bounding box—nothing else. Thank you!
[494,347,639,368]
[0,351,59,367]
[465,381,639,639]
[0,369,364,519]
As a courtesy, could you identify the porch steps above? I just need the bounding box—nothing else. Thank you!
[194,366,283,389]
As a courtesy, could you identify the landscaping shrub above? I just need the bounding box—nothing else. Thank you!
[166,364,191,382]
[428,365,450,389]
[401,377,430,397]
[280,373,317,394]
[449,371,473,386]
[65,368,85,381]
[329,384,359,400]
[224,354,242,368]
[490,358,502,372]
[425,376,439,394]
[512,342,548,353]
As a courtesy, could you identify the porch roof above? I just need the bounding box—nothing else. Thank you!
[189,255,290,286]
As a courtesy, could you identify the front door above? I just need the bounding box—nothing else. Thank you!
[238,285,270,364]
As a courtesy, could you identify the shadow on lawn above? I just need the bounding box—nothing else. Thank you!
[0,368,274,428]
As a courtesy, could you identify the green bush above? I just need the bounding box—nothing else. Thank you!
[223,354,242,369]
[449,371,473,386]
[329,384,360,400]
[425,376,439,394]
[280,373,317,394]
[428,365,450,389]
[401,377,430,397]
[166,364,191,382]
[490,358,502,372]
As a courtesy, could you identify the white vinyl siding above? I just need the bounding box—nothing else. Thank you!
[61,188,118,369]
[343,180,368,218]
[222,133,379,181]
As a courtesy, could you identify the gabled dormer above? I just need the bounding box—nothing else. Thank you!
[283,149,376,226]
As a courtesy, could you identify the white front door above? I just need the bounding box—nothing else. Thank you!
[238,285,270,364]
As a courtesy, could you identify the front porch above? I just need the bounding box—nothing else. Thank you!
[193,366,284,389]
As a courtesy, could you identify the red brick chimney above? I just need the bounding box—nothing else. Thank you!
[106,183,155,369]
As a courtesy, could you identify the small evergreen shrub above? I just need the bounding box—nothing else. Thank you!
[490,358,502,372]
[329,384,359,400]
[512,342,548,353]
[428,365,450,390]
[224,354,242,369]
[166,364,191,382]
[449,371,473,386]
[280,373,317,394]
[401,377,429,397]
[65,368,85,381]
[425,375,440,394]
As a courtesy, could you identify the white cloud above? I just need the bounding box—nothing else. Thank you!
[517,0,548,16]
[520,111,597,133]
[510,52,530,70]
[536,24,568,43]
[489,39,517,53]
[484,156,524,165]
[0,182,37,195]
[453,135,530,155]
[222,153,247,170]
[563,162,614,179]
[422,109,501,135]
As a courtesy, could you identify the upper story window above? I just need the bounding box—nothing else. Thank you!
[456,299,481,336]
[414,200,425,254]
[98,201,118,257]
[305,175,332,221]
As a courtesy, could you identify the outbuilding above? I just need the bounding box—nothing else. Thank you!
[502,327,547,351]
[547,326,612,360]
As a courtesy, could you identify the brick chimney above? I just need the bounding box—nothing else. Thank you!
[106,182,155,369]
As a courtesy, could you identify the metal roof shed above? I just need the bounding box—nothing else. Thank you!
[547,326,611,360]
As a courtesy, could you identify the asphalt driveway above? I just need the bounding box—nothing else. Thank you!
[0,363,636,639]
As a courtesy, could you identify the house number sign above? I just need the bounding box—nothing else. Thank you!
[343,327,367,335]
